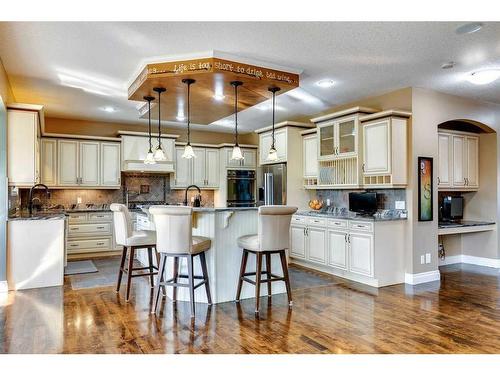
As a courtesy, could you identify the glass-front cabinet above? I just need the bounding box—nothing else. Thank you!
[317,115,358,159]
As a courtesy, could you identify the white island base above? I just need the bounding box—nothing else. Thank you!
[142,208,287,304]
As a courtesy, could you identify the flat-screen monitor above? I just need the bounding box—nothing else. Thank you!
[349,192,378,215]
[442,196,463,221]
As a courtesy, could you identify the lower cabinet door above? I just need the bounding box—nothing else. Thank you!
[328,230,348,270]
[348,232,374,277]
[307,226,327,264]
[290,225,306,259]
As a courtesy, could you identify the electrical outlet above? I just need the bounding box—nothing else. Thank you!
[420,255,425,264]
[77,196,82,204]
[395,201,405,210]
[425,253,431,264]
[326,199,331,206]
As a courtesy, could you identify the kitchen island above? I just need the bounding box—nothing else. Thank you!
[138,207,287,304]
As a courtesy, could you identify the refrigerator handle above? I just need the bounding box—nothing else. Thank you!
[264,172,274,205]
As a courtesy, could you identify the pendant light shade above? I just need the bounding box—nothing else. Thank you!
[181,78,196,159]
[152,87,167,161]
[267,86,281,161]
[230,80,244,161]
[143,95,156,165]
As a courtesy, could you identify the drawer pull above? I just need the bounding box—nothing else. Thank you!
[70,228,79,230]
[96,226,105,229]
[69,244,78,247]
[96,242,105,246]
[356,225,366,228]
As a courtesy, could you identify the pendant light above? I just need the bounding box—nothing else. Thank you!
[181,78,196,159]
[152,87,167,161]
[230,80,244,161]
[267,86,281,161]
[143,95,156,164]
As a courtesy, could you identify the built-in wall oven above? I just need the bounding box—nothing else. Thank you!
[226,170,256,207]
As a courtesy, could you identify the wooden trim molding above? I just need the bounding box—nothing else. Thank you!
[404,270,441,285]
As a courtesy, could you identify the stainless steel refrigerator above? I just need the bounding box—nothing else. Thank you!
[257,163,287,206]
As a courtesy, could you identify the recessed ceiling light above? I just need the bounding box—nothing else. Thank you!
[441,61,456,69]
[456,22,483,35]
[316,79,335,88]
[466,69,500,85]
[102,106,116,113]
[213,94,225,101]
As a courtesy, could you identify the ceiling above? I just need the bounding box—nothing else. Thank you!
[1,22,500,133]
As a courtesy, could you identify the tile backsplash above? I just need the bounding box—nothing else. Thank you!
[308,189,406,210]
[17,173,215,209]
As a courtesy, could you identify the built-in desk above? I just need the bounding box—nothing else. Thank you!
[438,221,496,235]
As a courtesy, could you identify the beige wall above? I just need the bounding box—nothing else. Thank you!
[0,57,14,104]
[44,117,258,145]
[411,88,500,274]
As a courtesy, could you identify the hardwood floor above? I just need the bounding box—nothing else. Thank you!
[1,259,500,354]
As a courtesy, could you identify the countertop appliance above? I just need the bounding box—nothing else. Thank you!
[258,163,287,206]
[349,192,378,215]
[226,170,256,207]
[440,196,464,222]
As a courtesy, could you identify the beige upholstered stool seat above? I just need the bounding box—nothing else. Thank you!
[237,234,259,252]
[192,236,211,254]
[125,230,156,247]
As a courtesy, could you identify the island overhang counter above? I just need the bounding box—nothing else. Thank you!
[140,207,287,304]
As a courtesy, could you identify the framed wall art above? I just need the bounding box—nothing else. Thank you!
[418,157,433,221]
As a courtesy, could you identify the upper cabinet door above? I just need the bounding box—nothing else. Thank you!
[437,133,452,187]
[101,142,121,187]
[174,147,191,188]
[303,135,318,178]
[242,149,256,168]
[7,109,38,186]
[452,135,466,187]
[466,136,479,188]
[41,138,58,186]
[336,117,357,156]
[191,148,206,187]
[318,123,335,159]
[363,120,391,175]
[274,129,287,161]
[58,140,79,186]
[259,132,273,164]
[205,149,220,188]
[79,141,100,186]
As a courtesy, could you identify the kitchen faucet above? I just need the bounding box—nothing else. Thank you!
[183,185,201,206]
[28,183,51,215]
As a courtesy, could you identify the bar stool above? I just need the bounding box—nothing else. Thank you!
[110,203,158,301]
[149,206,212,318]
[236,205,298,314]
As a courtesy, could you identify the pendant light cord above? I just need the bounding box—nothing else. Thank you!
[148,99,152,151]
[187,81,191,145]
[271,89,276,148]
[157,90,162,148]
[234,83,239,146]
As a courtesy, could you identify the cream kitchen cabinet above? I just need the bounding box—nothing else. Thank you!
[360,110,410,188]
[56,139,121,188]
[100,142,121,187]
[41,138,58,186]
[438,131,479,191]
[67,211,117,256]
[224,147,257,169]
[259,128,287,164]
[317,115,358,159]
[289,215,404,288]
[437,133,452,188]
[302,133,318,178]
[7,108,41,187]
[172,146,219,189]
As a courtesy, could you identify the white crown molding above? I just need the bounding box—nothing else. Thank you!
[439,254,500,268]
[254,121,313,134]
[0,280,8,293]
[404,270,441,285]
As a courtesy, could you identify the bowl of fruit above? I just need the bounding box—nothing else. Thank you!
[309,199,323,211]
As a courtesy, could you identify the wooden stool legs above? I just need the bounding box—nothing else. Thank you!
[152,251,212,318]
[116,245,159,301]
[235,249,293,314]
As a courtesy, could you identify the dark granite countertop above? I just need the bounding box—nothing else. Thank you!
[438,220,496,229]
[295,210,408,222]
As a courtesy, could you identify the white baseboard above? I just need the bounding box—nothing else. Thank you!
[0,280,8,293]
[438,255,500,268]
[404,270,441,285]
